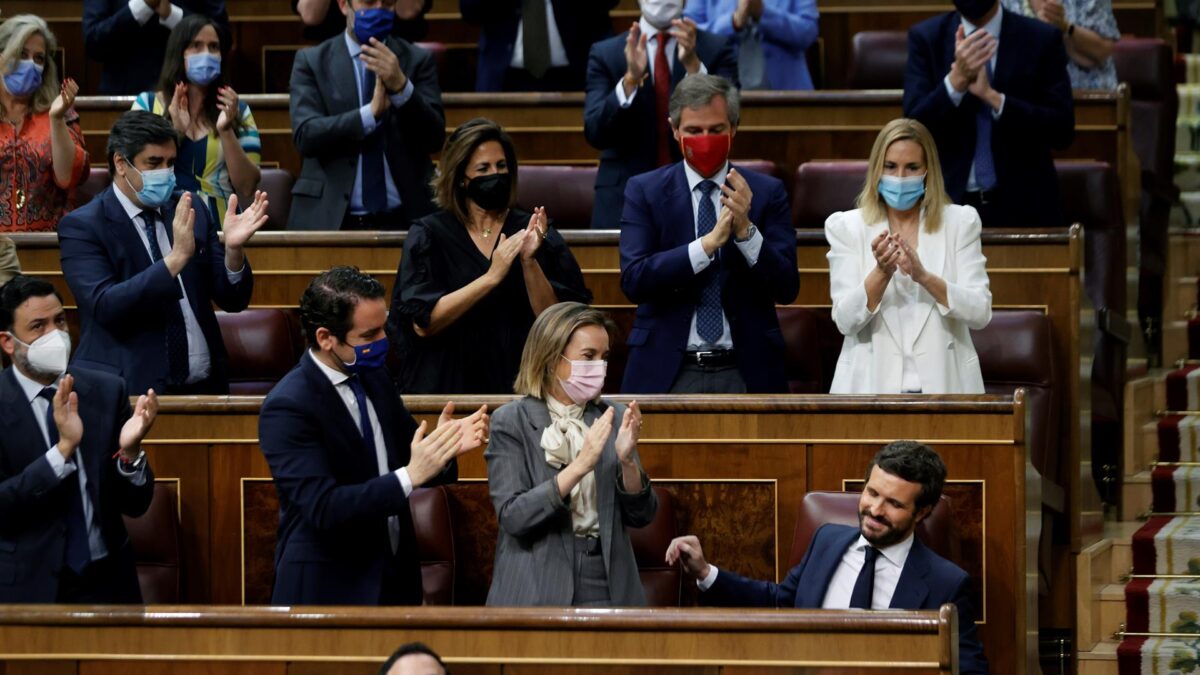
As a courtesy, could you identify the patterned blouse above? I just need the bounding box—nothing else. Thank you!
[1001,0,1120,90]
[133,91,262,226]
[0,109,89,232]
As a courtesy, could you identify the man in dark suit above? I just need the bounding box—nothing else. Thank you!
[289,0,446,230]
[83,0,229,95]
[584,1,738,230]
[259,267,489,605]
[0,275,158,603]
[903,0,1074,228]
[619,75,797,394]
[461,0,618,92]
[58,111,267,395]
[667,441,989,674]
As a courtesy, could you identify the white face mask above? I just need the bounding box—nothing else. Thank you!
[640,0,683,29]
[10,329,71,378]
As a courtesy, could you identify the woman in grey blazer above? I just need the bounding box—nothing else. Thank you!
[485,302,657,606]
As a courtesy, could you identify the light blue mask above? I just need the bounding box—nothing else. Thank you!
[185,52,221,86]
[125,163,177,208]
[878,174,926,211]
[4,59,43,97]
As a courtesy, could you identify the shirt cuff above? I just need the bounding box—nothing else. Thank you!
[697,564,720,591]
[734,226,762,266]
[115,458,148,485]
[226,264,245,283]
[688,238,714,273]
[128,0,154,24]
[394,467,414,497]
[615,79,637,108]
[388,79,415,108]
[44,447,76,480]
[160,3,183,29]
[359,104,378,135]
[992,93,1006,118]
[943,75,965,107]
[697,61,709,75]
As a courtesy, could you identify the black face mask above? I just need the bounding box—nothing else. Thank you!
[953,0,996,22]
[466,173,511,211]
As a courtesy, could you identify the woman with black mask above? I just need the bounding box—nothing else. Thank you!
[389,118,592,394]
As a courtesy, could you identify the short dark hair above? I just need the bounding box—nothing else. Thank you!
[298,266,386,348]
[106,110,180,174]
[865,441,947,512]
[433,118,519,226]
[378,642,447,675]
[0,275,61,332]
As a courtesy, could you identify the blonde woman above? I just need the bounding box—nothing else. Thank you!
[0,15,88,231]
[826,118,991,394]
[486,301,656,606]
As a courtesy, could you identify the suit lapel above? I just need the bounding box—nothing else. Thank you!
[66,371,104,507]
[300,355,377,477]
[666,164,693,249]
[0,368,47,470]
[889,538,932,609]
[103,187,156,271]
[521,398,574,563]
[796,526,860,607]
[907,216,946,352]
[991,11,1018,94]
[331,38,362,112]
[585,401,616,569]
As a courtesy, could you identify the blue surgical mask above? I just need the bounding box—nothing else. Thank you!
[342,336,389,374]
[124,162,177,208]
[353,8,394,45]
[878,174,926,211]
[3,59,43,97]
[185,52,221,86]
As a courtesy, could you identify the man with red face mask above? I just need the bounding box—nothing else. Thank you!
[618,74,798,394]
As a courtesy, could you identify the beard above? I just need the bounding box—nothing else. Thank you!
[858,509,913,548]
[13,344,60,382]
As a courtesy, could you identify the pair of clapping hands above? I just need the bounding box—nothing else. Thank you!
[51,374,158,463]
[871,231,927,282]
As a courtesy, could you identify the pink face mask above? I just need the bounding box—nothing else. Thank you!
[559,356,607,404]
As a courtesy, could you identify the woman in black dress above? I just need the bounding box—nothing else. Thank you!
[390,118,592,393]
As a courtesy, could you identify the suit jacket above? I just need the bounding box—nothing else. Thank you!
[57,185,254,394]
[903,9,1074,228]
[0,366,154,602]
[460,0,619,91]
[826,204,991,393]
[706,524,989,674]
[288,34,445,230]
[485,396,657,606]
[618,162,799,393]
[685,0,819,90]
[259,354,456,605]
[584,28,738,230]
[83,0,229,95]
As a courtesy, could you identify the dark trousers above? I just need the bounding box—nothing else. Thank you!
[571,536,610,606]
[56,555,143,604]
[501,66,582,92]
[669,364,748,394]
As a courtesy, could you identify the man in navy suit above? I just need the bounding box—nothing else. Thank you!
[584,0,738,230]
[618,75,797,394]
[0,275,158,603]
[58,111,268,396]
[460,0,618,92]
[904,0,1073,229]
[667,441,989,674]
[259,267,489,605]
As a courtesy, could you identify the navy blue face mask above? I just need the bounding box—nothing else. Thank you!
[353,8,394,44]
[953,0,996,22]
[341,336,389,374]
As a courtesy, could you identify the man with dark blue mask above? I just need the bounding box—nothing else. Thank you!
[259,266,490,605]
[903,0,1074,228]
[288,0,446,231]
[57,110,268,395]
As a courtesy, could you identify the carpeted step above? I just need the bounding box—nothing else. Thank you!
[1131,518,1200,575]
[1166,367,1200,411]
[1152,467,1200,513]
[1124,577,1200,634]
[1118,636,1200,674]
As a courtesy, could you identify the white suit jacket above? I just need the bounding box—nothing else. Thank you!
[825,204,992,394]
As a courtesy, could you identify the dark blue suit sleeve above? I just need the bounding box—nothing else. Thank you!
[103,375,155,518]
[0,448,65,534]
[618,177,701,304]
[289,47,368,159]
[200,204,253,313]
[703,535,813,607]
[743,179,799,305]
[995,31,1074,150]
[83,0,142,63]
[584,40,639,151]
[708,33,739,84]
[384,44,445,154]
[949,575,990,674]
[902,24,959,125]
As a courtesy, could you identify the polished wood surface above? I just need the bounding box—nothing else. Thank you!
[0,604,959,672]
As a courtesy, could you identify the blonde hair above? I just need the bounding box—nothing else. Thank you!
[0,15,60,115]
[514,302,618,400]
[856,118,951,233]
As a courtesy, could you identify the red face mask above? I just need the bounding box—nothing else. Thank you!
[679,133,731,178]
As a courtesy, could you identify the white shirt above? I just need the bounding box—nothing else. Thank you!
[127,0,183,29]
[16,367,148,564]
[306,350,412,553]
[615,17,709,108]
[682,160,763,350]
[892,270,924,393]
[698,532,915,611]
[112,185,244,385]
[509,0,569,69]
[942,5,1007,193]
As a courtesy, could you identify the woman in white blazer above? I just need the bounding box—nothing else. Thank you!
[826,118,992,394]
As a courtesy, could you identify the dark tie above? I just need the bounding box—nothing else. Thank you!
[973,62,997,192]
[345,376,379,461]
[39,388,91,574]
[849,545,880,609]
[359,59,388,214]
[522,0,551,79]
[654,35,672,168]
[695,180,724,344]
[140,211,190,385]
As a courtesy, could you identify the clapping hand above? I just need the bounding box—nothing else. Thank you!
[720,169,754,240]
[119,389,159,457]
[223,190,269,250]
[215,86,240,133]
[519,207,548,261]
[891,234,927,283]
[52,374,82,461]
[623,21,650,93]
[406,420,465,487]
[871,231,899,276]
[574,408,614,474]
[362,37,407,93]
[1037,0,1068,31]
[49,78,78,120]
[670,18,702,73]
[436,401,491,454]
[614,401,642,465]
[950,25,996,92]
[168,82,191,134]
[485,230,527,283]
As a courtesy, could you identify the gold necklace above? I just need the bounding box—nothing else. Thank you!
[481,226,493,238]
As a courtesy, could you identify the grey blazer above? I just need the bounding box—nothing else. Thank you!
[485,396,657,606]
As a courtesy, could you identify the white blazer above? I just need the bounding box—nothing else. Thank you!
[825,204,992,394]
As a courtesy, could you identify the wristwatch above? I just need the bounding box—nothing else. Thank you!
[1066,23,1076,37]
[118,448,147,471]
[735,224,758,243]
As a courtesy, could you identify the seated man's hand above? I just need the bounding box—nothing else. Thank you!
[666,534,712,579]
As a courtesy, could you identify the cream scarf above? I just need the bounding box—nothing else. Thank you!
[541,397,601,537]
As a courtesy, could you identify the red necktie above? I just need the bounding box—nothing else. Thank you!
[654,35,672,167]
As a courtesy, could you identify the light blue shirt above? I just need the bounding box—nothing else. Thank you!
[942,5,1007,192]
[344,31,414,215]
[684,0,820,90]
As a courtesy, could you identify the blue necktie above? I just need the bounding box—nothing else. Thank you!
[848,545,880,609]
[40,388,91,574]
[345,376,378,460]
[695,180,724,344]
[973,63,997,192]
[141,211,190,385]
[360,61,388,214]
